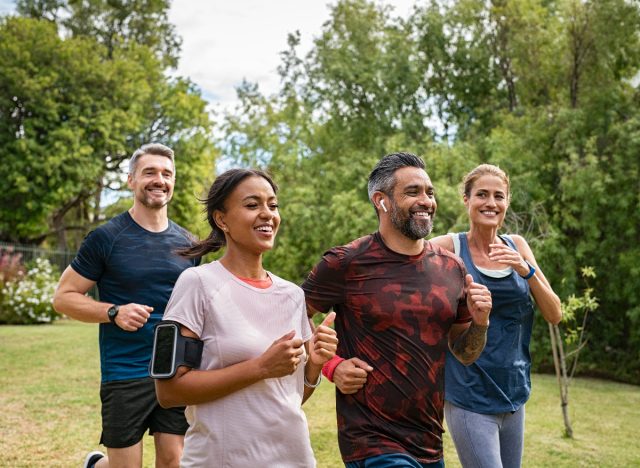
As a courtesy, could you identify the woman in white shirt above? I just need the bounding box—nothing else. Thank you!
[156,168,337,467]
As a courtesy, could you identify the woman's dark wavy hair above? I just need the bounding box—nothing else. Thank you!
[178,168,278,259]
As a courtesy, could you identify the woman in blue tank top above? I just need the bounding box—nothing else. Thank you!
[431,164,562,468]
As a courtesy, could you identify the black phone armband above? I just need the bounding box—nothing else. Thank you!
[149,320,203,379]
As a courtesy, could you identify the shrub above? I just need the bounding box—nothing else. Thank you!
[0,257,59,325]
[0,248,26,283]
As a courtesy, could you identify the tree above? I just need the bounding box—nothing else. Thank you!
[17,0,181,66]
[1,3,215,249]
[549,266,599,437]
[220,0,640,385]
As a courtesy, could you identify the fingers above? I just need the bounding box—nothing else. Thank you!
[338,381,367,394]
[260,332,305,378]
[349,357,373,372]
[310,317,338,364]
[465,274,474,288]
[320,311,336,327]
[117,303,152,331]
[274,330,296,344]
[470,293,492,311]
[311,341,336,361]
[465,276,491,299]
[333,358,372,394]
[466,281,492,325]
[468,284,492,304]
[489,244,528,272]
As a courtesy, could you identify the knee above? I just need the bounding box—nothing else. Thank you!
[155,450,181,468]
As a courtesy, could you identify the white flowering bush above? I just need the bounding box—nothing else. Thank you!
[0,258,60,325]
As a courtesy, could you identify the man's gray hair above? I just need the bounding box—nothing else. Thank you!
[129,143,175,174]
[367,152,426,201]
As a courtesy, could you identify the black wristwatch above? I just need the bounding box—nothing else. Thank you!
[107,305,120,325]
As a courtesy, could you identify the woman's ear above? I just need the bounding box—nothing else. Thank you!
[213,211,227,232]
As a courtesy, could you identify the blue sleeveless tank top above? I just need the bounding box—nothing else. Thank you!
[445,233,535,413]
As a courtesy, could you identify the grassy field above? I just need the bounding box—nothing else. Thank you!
[1,320,639,467]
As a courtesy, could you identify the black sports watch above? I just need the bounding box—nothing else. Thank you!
[107,305,120,325]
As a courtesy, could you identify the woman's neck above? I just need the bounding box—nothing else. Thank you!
[219,249,267,280]
[467,225,499,255]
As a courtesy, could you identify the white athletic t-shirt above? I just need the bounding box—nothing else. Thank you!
[163,261,315,468]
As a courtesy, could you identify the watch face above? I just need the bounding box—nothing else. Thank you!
[108,306,119,321]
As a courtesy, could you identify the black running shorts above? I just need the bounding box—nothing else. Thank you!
[99,377,188,448]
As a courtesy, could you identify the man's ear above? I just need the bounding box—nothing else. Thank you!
[373,192,388,213]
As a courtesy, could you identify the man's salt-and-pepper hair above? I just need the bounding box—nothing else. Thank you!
[367,152,426,201]
[128,143,175,174]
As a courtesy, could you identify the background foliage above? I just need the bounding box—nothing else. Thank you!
[1,0,638,383]
[0,0,215,248]
[0,256,59,324]
[221,0,640,384]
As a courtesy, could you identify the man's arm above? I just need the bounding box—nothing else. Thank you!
[448,321,490,366]
[53,266,106,322]
[448,274,492,366]
[53,266,151,331]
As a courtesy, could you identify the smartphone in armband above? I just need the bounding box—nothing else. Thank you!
[149,320,203,379]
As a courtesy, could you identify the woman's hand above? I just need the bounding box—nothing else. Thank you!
[258,331,304,379]
[309,312,338,366]
[489,243,530,276]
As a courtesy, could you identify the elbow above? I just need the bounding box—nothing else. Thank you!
[549,297,563,326]
[156,393,173,409]
[459,356,478,367]
[154,382,181,409]
[51,293,64,315]
[157,397,176,409]
[450,348,482,367]
[549,309,563,326]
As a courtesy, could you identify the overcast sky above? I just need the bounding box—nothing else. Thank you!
[168,0,416,111]
[1,0,416,111]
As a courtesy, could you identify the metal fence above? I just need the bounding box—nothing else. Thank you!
[0,242,76,274]
[0,242,98,298]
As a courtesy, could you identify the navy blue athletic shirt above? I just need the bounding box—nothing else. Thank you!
[71,211,199,382]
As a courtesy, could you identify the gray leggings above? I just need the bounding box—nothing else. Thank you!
[444,401,525,468]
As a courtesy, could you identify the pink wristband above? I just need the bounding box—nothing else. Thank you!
[322,355,345,382]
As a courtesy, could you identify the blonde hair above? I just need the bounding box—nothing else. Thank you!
[462,164,510,201]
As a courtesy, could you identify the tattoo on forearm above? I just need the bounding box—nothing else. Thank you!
[451,322,489,365]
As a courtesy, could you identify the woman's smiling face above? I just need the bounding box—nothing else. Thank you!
[215,175,281,255]
[464,174,509,228]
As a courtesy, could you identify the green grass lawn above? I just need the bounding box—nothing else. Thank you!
[1,320,639,467]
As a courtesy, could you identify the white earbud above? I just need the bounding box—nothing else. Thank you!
[380,200,388,213]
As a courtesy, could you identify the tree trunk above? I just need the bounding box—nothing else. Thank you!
[51,212,67,251]
[549,322,574,438]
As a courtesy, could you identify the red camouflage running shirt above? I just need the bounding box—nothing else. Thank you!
[302,232,471,463]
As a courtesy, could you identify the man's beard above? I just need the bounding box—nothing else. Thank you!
[136,186,172,209]
[389,199,433,240]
